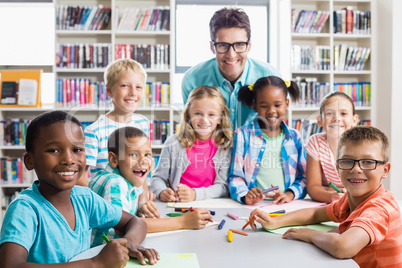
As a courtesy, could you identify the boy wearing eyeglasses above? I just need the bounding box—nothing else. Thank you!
[181,7,280,129]
[248,126,402,267]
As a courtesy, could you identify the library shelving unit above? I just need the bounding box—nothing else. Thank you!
[288,0,376,141]
[0,0,178,223]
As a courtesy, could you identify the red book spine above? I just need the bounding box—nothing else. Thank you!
[345,7,353,34]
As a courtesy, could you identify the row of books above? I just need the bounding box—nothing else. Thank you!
[293,77,331,107]
[142,82,170,107]
[292,120,323,144]
[117,7,170,31]
[115,44,170,70]
[334,45,371,71]
[334,8,371,34]
[291,10,329,33]
[56,5,111,31]
[334,82,371,107]
[0,119,29,146]
[292,45,330,71]
[56,79,110,108]
[56,43,112,69]
[0,157,36,185]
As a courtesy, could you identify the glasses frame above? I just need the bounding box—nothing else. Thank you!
[211,41,249,54]
[336,158,386,171]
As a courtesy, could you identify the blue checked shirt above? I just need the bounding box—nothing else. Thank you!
[89,164,144,247]
[228,120,307,203]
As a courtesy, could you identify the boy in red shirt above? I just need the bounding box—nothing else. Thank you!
[249,126,402,267]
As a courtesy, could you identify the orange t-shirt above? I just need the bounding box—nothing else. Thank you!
[326,184,402,268]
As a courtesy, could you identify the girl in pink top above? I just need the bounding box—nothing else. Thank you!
[306,92,358,203]
[151,86,233,202]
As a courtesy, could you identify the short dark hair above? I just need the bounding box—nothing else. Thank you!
[238,76,300,107]
[209,7,251,41]
[337,126,390,162]
[25,111,82,152]
[108,127,148,156]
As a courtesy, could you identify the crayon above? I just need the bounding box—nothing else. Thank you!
[329,182,342,193]
[175,208,189,212]
[227,212,239,220]
[262,185,279,194]
[168,178,178,200]
[268,213,284,216]
[270,209,286,214]
[218,219,226,230]
[102,234,110,242]
[242,215,256,230]
[229,229,248,236]
[209,210,215,215]
[166,212,183,217]
[228,230,233,242]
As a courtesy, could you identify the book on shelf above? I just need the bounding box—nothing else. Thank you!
[142,82,170,107]
[56,5,111,31]
[291,45,330,71]
[334,82,371,107]
[292,119,323,144]
[0,156,36,185]
[115,44,170,70]
[0,70,42,108]
[117,6,169,31]
[333,7,371,35]
[293,77,330,107]
[333,45,371,71]
[0,119,29,146]
[56,43,112,69]
[292,9,329,33]
[56,79,111,108]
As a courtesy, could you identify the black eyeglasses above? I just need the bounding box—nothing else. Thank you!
[336,159,385,170]
[212,41,249,53]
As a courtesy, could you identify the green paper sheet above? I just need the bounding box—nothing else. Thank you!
[264,221,339,235]
[127,253,200,268]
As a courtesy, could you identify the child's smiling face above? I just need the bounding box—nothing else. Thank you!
[252,86,289,131]
[24,121,86,192]
[107,70,145,115]
[110,136,152,188]
[318,96,358,139]
[337,140,390,202]
[188,97,222,141]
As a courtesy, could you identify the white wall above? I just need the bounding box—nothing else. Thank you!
[389,0,402,199]
[377,0,402,199]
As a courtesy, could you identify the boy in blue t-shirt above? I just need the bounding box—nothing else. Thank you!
[0,111,159,266]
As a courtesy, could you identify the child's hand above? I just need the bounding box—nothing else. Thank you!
[266,187,294,204]
[94,238,129,268]
[282,227,316,243]
[127,242,160,265]
[249,208,277,230]
[144,191,157,201]
[176,184,196,202]
[159,188,177,202]
[181,209,212,229]
[330,190,345,203]
[244,188,265,205]
[138,200,161,219]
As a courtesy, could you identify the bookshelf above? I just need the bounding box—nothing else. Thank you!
[288,0,376,143]
[0,0,177,223]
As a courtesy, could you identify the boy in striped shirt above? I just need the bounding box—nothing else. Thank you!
[90,127,213,246]
[83,59,149,190]
[249,126,402,267]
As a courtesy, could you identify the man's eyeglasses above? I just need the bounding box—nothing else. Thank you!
[336,159,385,170]
[212,41,249,54]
